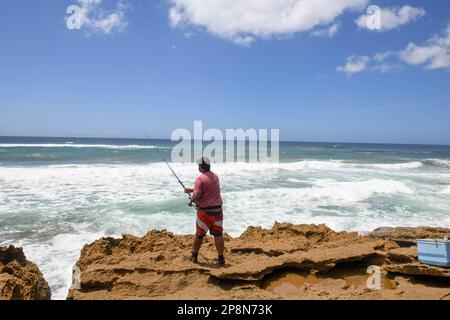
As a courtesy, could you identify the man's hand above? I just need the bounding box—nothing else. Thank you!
[185,188,196,207]
[188,194,195,207]
[186,190,201,208]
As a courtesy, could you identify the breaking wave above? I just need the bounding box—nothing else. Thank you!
[0,144,158,150]
[366,162,423,170]
[1,146,449,299]
[423,159,450,168]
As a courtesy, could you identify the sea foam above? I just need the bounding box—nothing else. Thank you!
[0,143,157,150]
[424,159,450,168]
[1,160,449,300]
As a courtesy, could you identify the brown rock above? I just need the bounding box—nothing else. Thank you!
[210,240,384,281]
[67,223,389,300]
[0,246,51,300]
[368,227,450,246]
[384,247,450,278]
[228,223,353,255]
[67,223,450,300]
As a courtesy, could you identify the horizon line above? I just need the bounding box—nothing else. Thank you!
[0,135,449,147]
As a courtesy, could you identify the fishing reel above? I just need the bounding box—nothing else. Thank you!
[187,195,196,208]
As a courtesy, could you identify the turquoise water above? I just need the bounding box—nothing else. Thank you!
[0,136,449,299]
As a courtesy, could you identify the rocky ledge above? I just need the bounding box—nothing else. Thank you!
[368,226,450,247]
[384,247,450,278]
[67,224,450,300]
[0,245,51,300]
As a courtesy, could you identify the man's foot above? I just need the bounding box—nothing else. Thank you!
[218,255,225,267]
[188,252,198,264]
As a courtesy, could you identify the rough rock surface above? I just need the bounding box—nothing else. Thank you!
[67,224,450,300]
[384,247,450,278]
[0,245,51,300]
[368,227,450,246]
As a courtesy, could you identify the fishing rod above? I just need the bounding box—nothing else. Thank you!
[144,132,194,206]
[155,148,196,207]
[156,146,185,185]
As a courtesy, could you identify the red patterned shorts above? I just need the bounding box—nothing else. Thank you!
[196,210,223,237]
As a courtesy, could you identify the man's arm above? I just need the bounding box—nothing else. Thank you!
[190,190,202,201]
[186,178,203,206]
[182,189,201,206]
[184,188,197,206]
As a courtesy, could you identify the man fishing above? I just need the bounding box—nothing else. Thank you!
[184,157,225,267]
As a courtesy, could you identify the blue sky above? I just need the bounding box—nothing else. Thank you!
[0,0,449,144]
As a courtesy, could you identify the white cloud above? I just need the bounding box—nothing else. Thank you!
[336,55,370,75]
[337,23,450,75]
[373,63,399,74]
[184,31,195,39]
[75,0,128,35]
[356,5,425,31]
[373,51,393,62]
[169,0,368,45]
[379,23,450,70]
[311,23,340,38]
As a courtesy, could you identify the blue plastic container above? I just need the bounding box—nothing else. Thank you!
[417,239,450,267]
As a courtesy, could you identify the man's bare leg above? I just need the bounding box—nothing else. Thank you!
[214,236,225,266]
[190,236,203,263]
[214,236,224,256]
[193,236,203,254]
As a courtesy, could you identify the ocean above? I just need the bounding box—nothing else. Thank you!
[0,136,449,299]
